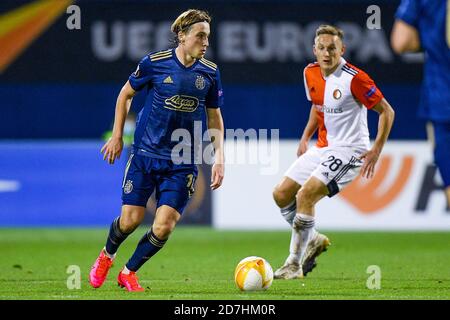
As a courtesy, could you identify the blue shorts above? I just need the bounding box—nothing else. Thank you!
[121,153,198,213]
[433,121,450,187]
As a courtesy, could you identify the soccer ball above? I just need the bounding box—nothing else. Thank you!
[234,256,273,291]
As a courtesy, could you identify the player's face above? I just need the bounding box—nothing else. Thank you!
[313,34,345,74]
[182,22,210,59]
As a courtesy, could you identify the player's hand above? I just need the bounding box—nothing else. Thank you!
[210,163,224,190]
[297,139,309,157]
[359,148,380,179]
[101,137,123,165]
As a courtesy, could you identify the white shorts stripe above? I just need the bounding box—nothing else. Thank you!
[285,146,364,195]
[122,153,134,188]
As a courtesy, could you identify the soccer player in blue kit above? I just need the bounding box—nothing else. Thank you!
[391,0,450,206]
[89,9,225,292]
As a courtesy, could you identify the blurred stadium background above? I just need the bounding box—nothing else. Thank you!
[1,0,448,229]
[1,0,449,300]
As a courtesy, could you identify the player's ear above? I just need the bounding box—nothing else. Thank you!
[341,43,346,56]
[312,36,317,55]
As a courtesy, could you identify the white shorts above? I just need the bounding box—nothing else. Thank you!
[284,145,365,197]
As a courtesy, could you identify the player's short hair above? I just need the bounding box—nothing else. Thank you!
[171,9,211,44]
[315,25,344,42]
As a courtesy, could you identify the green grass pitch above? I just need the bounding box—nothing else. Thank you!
[0,227,449,300]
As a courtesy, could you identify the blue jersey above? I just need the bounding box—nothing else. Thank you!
[396,0,450,122]
[128,49,224,162]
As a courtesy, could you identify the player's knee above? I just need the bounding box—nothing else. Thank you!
[273,186,291,208]
[152,221,174,239]
[119,217,140,233]
[296,187,315,207]
[119,210,143,233]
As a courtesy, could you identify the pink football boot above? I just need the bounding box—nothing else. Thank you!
[89,248,114,288]
[117,268,145,292]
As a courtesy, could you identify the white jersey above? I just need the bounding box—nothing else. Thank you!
[303,58,384,151]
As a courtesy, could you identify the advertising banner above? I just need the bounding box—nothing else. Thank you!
[0,0,417,84]
[214,141,449,230]
[0,141,211,226]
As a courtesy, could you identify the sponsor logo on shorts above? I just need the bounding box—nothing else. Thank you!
[124,180,133,194]
[186,174,196,198]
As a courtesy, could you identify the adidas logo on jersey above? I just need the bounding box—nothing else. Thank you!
[163,76,173,84]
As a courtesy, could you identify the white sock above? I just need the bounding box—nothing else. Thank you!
[291,213,315,264]
[281,201,300,264]
[286,228,301,264]
[286,227,318,264]
[122,265,131,275]
[280,200,297,225]
[103,247,116,260]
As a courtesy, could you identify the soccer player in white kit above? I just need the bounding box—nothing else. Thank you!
[272,25,395,279]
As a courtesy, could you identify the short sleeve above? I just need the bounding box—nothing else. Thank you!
[350,72,384,109]
[205,67,224,109]
[303,67,311,101]
[128,55,153,91]
[395,0,420,27]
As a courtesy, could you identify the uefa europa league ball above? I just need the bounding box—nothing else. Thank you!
[234,256,273,291]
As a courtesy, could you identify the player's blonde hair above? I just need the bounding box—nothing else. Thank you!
[315,24,344,42]
[171,9,211,44]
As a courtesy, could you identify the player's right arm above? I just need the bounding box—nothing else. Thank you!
[101,55,153,164]
[101,81,136,164]
[297,105,318,157]
[299,65,319,156]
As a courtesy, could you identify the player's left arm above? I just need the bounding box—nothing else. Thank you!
[390,19,421,54]
[360,98,395,179]
[351,71,395,179]
[390,0,421,54]
[206,107,225,190]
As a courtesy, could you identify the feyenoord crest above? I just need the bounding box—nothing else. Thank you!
[333,89,342,100]
[124,180,133,194]
[195,75,205,90]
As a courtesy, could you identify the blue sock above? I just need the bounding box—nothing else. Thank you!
[105,217,131,255]
[125,228,167,272]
